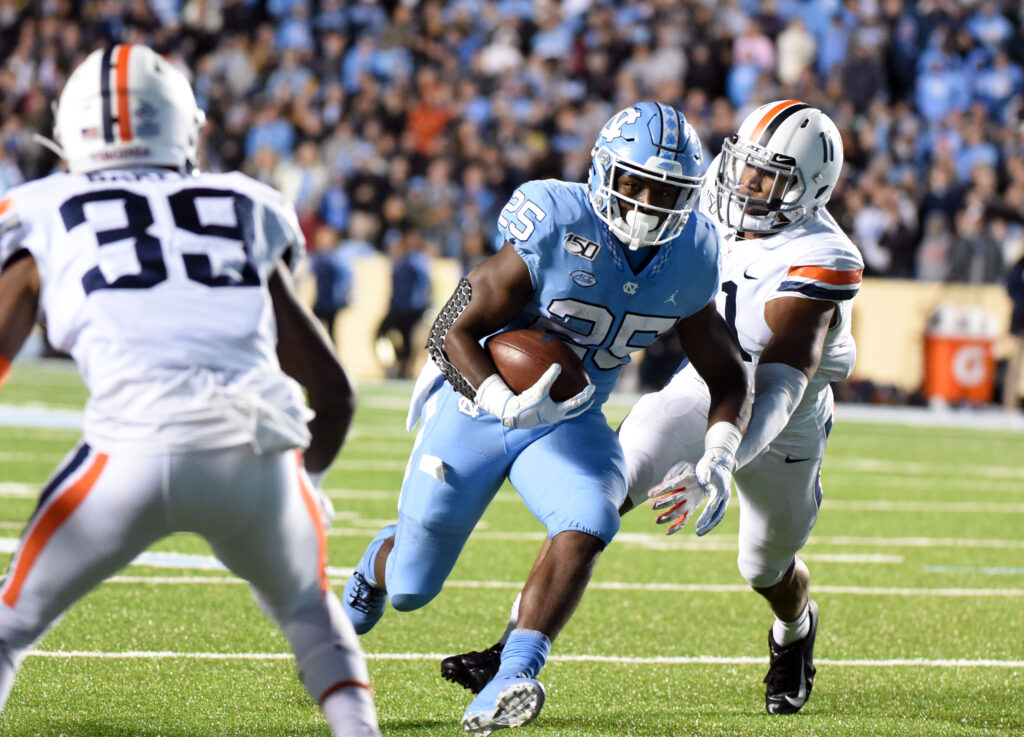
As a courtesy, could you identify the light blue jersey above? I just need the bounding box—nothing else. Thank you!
[497,179,720,405]
[367,180,723,610]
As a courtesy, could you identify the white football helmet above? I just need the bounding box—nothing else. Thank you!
[714,100,842,234]
[53,45,205,174]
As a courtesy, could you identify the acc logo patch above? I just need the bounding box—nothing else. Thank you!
[571,270,598,288]
[563,233,600,261]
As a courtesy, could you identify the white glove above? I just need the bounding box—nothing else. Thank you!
[648,460,702,535]
[474,364,596,430]
[648,422,741,536]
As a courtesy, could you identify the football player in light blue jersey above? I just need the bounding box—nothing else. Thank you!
[341,102,751,734]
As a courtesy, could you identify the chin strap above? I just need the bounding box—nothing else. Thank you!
[31,133,65,159]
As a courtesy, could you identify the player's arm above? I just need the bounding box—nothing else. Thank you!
[427,242,594,429]
[434,242,534,390]
[650,302,750,536]
[0,252,41,389]
[731,296,834,468]
[269,262,355,479]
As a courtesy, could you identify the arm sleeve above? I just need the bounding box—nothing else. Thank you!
[734,362,809,469]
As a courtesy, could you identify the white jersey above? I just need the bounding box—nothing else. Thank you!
[698,163,863,447]
[0,167,311,453]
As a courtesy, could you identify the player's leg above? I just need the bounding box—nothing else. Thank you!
[618,363,709,512]
[0,444,167,710]
[733,439,825,714]
[444,367,709,694]
[173,445,379,737]
[461,412,625,733]
[343,384,509,633]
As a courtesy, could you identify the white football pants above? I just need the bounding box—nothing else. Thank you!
[0,441,370,709]
[620,365,829,588]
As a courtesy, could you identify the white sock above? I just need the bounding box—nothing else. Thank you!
[321,685,380,737]
[497,592,522,646]
[772,602,811,646]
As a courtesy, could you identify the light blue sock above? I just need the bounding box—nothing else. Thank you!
[496,628,552,679]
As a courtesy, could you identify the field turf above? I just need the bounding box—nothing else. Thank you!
[0,361,1021,736]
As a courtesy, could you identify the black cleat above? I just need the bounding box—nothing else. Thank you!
[764,599,818,714]
[440,642,504,694]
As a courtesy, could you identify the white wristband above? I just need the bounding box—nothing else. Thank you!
[474,373,514,421]
[700,419,741,472]
[734,362,809,469]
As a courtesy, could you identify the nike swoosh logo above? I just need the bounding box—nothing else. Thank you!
[784,664,808,708]
[784,455,811,463]
[743,267,757,280]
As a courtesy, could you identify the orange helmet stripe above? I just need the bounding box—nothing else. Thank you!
[115,44,133,142]
[748,100,802,144]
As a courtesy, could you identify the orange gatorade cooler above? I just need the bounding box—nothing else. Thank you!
[922,305,998,404]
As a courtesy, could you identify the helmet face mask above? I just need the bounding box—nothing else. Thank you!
[54,45,205,175]
[714,100,842,235]
[588,102,704,249]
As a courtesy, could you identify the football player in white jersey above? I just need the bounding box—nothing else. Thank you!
[0,45,379,736]
[440,100,863,717]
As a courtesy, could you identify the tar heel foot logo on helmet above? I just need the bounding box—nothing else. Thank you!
[588,102,705,250]
[48,44,206,175]
[714,100,843,235]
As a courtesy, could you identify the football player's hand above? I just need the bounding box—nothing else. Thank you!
[475,365,595,430]
[649,446,735,536]
[649,460,703,535]
[691,445,736,536]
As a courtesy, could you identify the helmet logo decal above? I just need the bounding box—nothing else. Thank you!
[135,100,160,137]
[600,107,641,142]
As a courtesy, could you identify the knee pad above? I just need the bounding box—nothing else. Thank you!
[271,591,371,703]
[388,591,438,612]
[737,550,792,589]
[382,513,465,610]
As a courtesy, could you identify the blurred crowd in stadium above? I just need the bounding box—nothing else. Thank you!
[2,0,1023,380]
[2,0,1023,276]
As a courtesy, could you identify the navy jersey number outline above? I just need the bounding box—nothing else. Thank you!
[60,187,260,295]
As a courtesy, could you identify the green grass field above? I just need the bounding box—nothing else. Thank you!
[0,361,1022,736]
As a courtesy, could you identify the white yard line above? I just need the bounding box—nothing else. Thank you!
[98,575,1024,598]
[25,650,1024,668]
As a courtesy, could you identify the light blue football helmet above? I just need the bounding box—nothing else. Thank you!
[588,102,705,249]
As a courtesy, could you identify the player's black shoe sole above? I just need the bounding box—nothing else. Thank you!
[440,642,504,694]
[764,599,818,714]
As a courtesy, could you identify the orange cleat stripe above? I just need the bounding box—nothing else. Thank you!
[295,450,329,593]
[787,265,863,285]
[115,44,133,142]
[0,198,12,217]
[2,453,108,607]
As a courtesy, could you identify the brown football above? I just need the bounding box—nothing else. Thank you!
[486,329,590,402]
